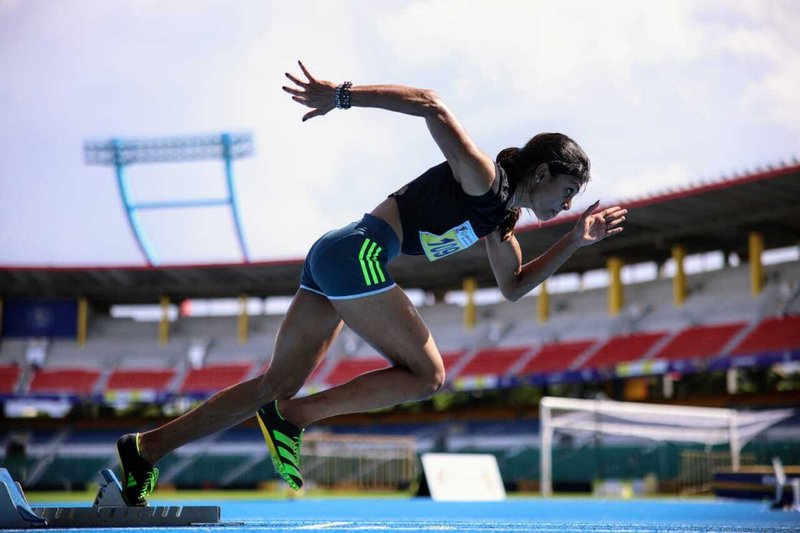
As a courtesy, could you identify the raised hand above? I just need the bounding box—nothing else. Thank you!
[572,201,627,247]
[282,61,337,122]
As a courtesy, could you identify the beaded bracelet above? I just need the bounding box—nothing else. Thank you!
[334,81,353,109]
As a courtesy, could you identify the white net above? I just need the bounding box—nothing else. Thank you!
[301,433,418,490]
[539,396,794,496]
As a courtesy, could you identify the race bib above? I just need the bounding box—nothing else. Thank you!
[419,221,479,262]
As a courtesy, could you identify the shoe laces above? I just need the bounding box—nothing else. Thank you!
[139,467,159,501]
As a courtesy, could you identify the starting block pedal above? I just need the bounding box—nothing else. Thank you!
[0,467,220,528]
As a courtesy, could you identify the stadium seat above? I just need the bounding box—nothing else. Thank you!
[580,331,667,369]
[653,322,746,361]
[324,357,390,387]
[28,367,102,395]
[106,368,176,392]
[308,350,464,387]
[458,346,530,377]
[178,362,253,394]
[730,315,800,356]
[441,350,466,375]
[518,340,596,375]
[0,365,21,394]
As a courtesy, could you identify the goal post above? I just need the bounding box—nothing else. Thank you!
[539,396,793,496]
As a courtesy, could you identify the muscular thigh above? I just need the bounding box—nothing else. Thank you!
[329,287,443,377]
[263,289,343,395]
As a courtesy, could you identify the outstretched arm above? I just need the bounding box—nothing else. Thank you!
[486,202,627,302]
[283,61,495,195]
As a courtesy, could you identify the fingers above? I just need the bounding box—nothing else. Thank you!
[601,206,626,237]
[297,60,316,83]
[598,206,627,226]
[580,200,601,219]
[601,206,626,218]
[605,207,626,223]
[282,85,303,97]
[302,108,327,122]
[285,71,307,87]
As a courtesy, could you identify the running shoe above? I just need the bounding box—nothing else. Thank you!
[116,433,159,506]
[257,400,304,490]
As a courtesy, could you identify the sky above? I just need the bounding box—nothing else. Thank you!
[1,0,798,267]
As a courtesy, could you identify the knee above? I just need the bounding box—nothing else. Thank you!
[257,371,303,400]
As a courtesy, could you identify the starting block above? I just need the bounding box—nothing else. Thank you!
[0,468,220,528]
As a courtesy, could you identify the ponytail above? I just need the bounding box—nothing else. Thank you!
[496,147,521,183]
[495,147,521,242]
[496,207,520,242]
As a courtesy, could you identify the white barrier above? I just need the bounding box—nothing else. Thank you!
[421,453,506,501]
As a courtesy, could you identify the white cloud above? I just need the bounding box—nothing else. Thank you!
[712,5,800,133]
[631,163,693,199]
[0,0,18,13]
[1,0,798,265]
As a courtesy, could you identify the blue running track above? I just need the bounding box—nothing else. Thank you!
[28,497,800,533]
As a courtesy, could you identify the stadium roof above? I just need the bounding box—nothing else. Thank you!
[1,162,799,305]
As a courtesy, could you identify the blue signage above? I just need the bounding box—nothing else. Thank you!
[1,299,78,338]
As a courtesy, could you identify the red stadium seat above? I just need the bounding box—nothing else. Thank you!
[519,340,596,375]
[730,315,800,356]
[106,368,176,392]
[580,331,667,369]
[458,346,530,377]
[311,351,464,387]
[653,322,746,361]
[0,365,21,394]
[441,350,466,374]
[324,358,390,387]
[178,362,252,394]
[29,367,102,395]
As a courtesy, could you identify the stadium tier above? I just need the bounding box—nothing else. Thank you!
[323,358,391,387]
[316,350,466,388]
[518,340,596,375]
[4,308,799,397]
[0,365,20,393]
[729,315,800,356]
[653,322,746,361]
[28,368,102,395]
[105,368,176,392]
[1,261,798,398]
[578,331,668,370]
[178,362,253,394]
[441,351,466,374]
[457,346,531,378]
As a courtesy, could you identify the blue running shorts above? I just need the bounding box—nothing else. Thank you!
[300,213,400,299]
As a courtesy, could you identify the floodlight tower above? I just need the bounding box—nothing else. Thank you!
[84,132,254,266]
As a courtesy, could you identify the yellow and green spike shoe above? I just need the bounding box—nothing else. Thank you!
[256,400,304,490]
[116,433,159,506]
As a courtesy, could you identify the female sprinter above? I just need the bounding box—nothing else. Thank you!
[116,61,627,504]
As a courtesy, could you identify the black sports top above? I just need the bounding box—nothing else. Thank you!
[389,161,516,261]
